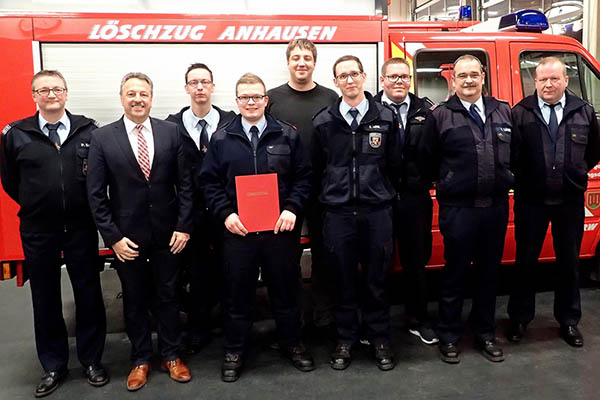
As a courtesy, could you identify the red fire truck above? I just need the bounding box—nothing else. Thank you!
[1,10,600,284]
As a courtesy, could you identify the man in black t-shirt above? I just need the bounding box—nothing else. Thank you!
[267,39,338,337]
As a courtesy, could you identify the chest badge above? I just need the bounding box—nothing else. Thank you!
[369,132,382,149]
[414,116,425,122]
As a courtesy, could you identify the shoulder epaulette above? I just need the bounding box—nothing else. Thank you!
[278,119,297,130]
[422,97,435,108]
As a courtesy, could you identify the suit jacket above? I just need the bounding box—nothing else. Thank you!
[87,117,193,250]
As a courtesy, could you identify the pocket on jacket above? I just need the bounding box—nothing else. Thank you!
[76,146,90,177]
[494,125,511,166]
[266,144,291,173]
[359,163,393,201]
[321,166,350,204]
[569,128,588,165]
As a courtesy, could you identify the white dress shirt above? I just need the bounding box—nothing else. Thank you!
[241,116,267,141]
[459,96,486,124]
[123,116,154,167]
[182,106,221,150]
[538,93,566,125]
[340,97,369,127]
[381,92,411,128]
[38,112,71,146]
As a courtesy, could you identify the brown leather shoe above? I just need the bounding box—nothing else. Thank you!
[127,364,149,391]
[161,358,191,383]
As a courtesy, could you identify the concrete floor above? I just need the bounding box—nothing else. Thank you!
[0,268,599,400]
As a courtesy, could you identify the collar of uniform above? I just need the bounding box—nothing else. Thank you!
[183,106,219,130]
[380,91,411,111]
[339,96,369,119]
[123,115,152,136]
[241,115,267,137]
[38,111,70,133]
[459,95,485,115]
[537,92,566,111]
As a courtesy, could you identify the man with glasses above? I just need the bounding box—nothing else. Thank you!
[266,39,338,340]
[312,55,402,371]
[374,57,438,346]
[166,63,235,354]
[0,70,107,397]
[420,54,513,364]
[200,73,313,382]
[507,56,600,347]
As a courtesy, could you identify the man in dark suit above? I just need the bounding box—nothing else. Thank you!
[166,63,236,353]
[87,72,194,391]
[0,70,107,398]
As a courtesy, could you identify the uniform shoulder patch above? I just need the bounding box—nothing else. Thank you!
[2,123,13,136]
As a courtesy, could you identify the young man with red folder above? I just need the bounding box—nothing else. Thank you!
[200,73,313,382]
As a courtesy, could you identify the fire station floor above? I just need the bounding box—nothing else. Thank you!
[1,265,599,400]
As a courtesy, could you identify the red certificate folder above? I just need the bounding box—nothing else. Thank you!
[235,173,280,233]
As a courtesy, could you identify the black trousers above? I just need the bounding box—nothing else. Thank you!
[115,246,181,364]
[507,200,583,326]
[20,228,106,373]
[297,201,335,328]
[323,207,394,345]
[436,203,508,344]
[186,212,222,339]
[222,230,302,354]
[394,191,433,324]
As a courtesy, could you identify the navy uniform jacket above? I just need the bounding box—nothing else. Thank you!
[86,117,193,249]
[311,92,402,211]
[200,113,311,223]
[511,92,600,205]
[419,94,514,207]
[166,105,236,225]
[0,111,97,232]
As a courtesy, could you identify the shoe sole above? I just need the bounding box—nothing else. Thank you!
[440,354,460,364]
[127,382,146,391]
[408,329,440,345]
[87,376,110,387]
[480,351,504,362]
[376,362,396,371]
[294,364,316,372]
[221,374,240,383]
[562,338,584,348]
[330,361,350,370]
[35,385,58,398]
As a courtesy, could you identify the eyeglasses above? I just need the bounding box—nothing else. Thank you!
[187,79,213,88]
[384,74,411,83]
[236,95,266,103]
[454,73,482,81]
[336,71,363,81]
[33,87,67,96]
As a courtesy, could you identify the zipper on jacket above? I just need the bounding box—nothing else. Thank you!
[57,146,67,232]
[352,130,357,199]
[253,148,258,174]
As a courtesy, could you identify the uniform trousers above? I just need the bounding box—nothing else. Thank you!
[115,246,181,364]
[436,202,508,344]
[222,230,302,354]
[186,212,222,340]
[507,200,583,326]
[20,228,106,372]
[394,191,433,324]
[323,206,394,345]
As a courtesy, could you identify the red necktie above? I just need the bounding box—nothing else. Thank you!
[136,124,151,180]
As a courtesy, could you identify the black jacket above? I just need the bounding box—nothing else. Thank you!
[166,105,236,225]
[199,113,311,223]
[511,92,600,205]
[420,94,514,207]
[87,117,193,249]
[374,91,433,193]
[311,92,402,211]
[0,111,97,232]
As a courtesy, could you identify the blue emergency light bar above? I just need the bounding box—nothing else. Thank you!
[459,5,472,21]
[499,9,549,32]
